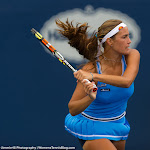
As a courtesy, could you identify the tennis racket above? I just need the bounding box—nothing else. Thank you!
[31,28,97,92]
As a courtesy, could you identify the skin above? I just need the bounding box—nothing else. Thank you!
[69,26,140,150]
[83,139,126,150]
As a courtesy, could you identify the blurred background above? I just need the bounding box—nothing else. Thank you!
[0,0,149,149]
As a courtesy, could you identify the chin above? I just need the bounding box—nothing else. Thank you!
[123,48,130,55]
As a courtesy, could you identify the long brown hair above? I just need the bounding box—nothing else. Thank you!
[55,19,122,62]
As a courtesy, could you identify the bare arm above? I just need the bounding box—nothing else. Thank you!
[68,62,97,116]
[74,49,140,88]
[68,82,94,116]
[93,49,140,87]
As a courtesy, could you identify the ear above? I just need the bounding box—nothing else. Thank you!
[106,38,113,47]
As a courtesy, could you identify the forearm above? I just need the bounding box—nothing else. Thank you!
[93,73,132,88]
[68,95,94,116]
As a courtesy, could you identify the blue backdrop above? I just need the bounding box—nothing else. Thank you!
[0,0,149,149]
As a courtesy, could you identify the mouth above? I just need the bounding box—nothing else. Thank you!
[125,47,130,51]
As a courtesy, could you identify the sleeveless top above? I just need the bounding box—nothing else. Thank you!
[81,55,134,119]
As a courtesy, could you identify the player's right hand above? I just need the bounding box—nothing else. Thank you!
[82,79,97,100]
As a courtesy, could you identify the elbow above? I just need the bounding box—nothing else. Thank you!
[124,79,133,88]
[68,103,78,116]
[69,110,77,116]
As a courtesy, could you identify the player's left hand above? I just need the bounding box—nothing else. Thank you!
[74,70,93,82]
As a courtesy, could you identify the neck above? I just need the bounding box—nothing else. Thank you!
[102,47,122,65]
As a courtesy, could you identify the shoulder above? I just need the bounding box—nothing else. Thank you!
[126,48,140,57]
[125,49,140,61]
[125,49,140,66]
[81,61,96,73]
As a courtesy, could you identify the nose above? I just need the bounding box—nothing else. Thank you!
[128,37,131,44]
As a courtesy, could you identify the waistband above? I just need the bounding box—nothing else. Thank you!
[81,111,126,122]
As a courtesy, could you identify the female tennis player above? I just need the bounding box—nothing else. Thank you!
[56,19,140,150]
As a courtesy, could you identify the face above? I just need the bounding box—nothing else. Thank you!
[110,27,131,55]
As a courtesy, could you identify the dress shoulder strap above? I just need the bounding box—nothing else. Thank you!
[122,55,127,71]
[96,61,102,74]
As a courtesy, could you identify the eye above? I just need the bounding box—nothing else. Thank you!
[122,34,129,39]
[122,35,127,39]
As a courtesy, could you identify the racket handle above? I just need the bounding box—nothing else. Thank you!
[83,79,98,92]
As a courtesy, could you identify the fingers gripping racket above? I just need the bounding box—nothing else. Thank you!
[31,28,97,92]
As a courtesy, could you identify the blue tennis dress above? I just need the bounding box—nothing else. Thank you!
[65,55,134,141]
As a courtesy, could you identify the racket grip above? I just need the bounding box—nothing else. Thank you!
[83,79,98,92]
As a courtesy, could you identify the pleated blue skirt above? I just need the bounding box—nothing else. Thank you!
[65,113,130,141]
